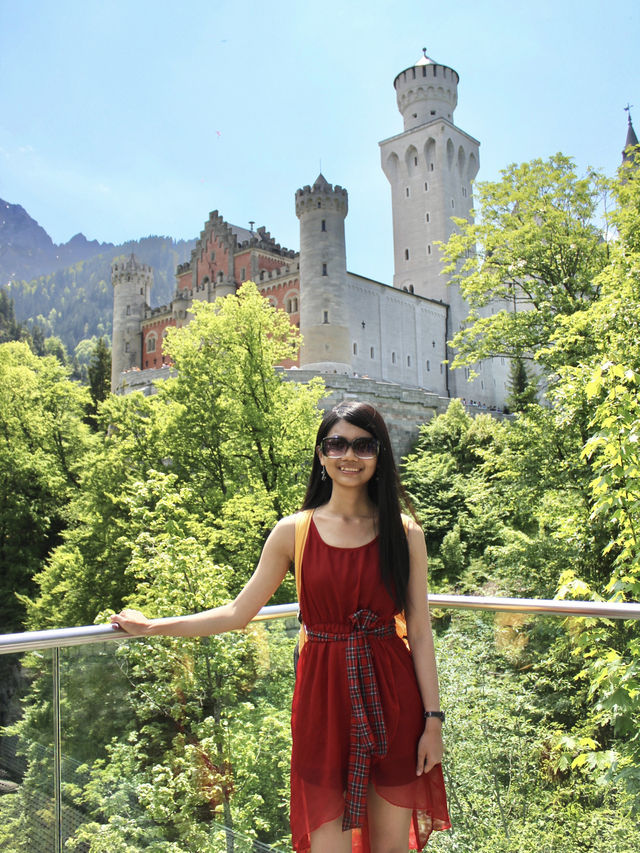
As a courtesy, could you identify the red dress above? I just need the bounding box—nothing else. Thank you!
[290,519,451,852]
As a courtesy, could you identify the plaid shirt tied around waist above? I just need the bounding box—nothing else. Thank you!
[306,609,397,831]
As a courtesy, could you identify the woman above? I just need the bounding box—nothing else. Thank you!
[112,401,450,852]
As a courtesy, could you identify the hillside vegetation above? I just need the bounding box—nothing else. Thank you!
[4,235,194,356]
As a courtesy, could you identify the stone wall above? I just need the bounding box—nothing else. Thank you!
[281,369,452,458]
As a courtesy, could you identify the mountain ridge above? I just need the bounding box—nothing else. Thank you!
[0,197,195,354]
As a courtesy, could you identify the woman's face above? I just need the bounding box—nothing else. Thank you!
[317,419,379,487]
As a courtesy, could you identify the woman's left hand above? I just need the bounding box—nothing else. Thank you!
[416,720,444,776]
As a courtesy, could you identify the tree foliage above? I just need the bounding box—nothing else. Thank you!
[0,342,92,630]
[442,154,608,372]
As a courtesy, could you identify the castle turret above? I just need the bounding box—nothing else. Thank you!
[380,51,507,407]
[295,175,352,374]
[379,50,479,304]
[394,48,459,132]
[111,253,152,391]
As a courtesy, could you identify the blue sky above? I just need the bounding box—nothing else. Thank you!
[1,0,638,286]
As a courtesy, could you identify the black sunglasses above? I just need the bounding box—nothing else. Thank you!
[319,435,380,459]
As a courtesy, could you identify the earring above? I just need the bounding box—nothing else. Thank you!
[321,465,327,482]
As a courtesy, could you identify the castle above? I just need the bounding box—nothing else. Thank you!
[111,51,515,421]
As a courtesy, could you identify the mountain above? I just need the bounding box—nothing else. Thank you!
[0,199,195,355]
[0,198,115,286]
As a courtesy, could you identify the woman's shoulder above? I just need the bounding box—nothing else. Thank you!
[401,514,426,552]
[401,512,422,535]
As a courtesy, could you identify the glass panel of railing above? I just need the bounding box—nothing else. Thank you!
[57,620,298,852]
[430,609,639,853]
[0,649,56,853]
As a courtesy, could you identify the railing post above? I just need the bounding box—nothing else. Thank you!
[52,647,62,853]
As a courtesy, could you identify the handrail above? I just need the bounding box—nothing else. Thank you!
[1,595,638,655]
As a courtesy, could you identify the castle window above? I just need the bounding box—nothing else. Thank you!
[321,219,326,231]
[425,212,430,223]
[451,199,455,208]
[426,360,430,371]
[317,201,321,208]
[430,110,436,116]
[407,355,411,367]
[406,187,410,197]
[424,181,429,191]
[429,163,434,172]
[440,363,444,374]
[126,305,131,315]
[427,244,432,255]
[241,267,246,281]
[210,251,215,262]
[125,342,130,353]
[322,263,327,276]
[147,334,157,353]
[404,249,409,260]
[392,351,397,364]
[323,310,329,324]
[140,288,143,295]
[353,342,358,355]
[409,284,414,293]
[462,187,468,197]
[370,347,375,359]
[286,295,299,313]
[414,156,418,166]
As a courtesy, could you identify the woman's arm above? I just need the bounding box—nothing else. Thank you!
[110,515,295,638]
[404,520,444,776]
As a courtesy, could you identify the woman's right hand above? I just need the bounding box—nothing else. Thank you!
[110,608,154,635]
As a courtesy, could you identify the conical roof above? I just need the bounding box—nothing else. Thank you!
[313,173,331,191]
[623,111,639,164]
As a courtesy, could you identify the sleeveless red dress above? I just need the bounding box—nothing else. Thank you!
[290,519,451,852]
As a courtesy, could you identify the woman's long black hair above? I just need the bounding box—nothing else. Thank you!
[300,401,415,612]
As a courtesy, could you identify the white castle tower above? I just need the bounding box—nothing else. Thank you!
[380,50,506,405]
[111,253,153,392]
[295,175,352,373]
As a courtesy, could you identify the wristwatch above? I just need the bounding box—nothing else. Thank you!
[424,710,445,723]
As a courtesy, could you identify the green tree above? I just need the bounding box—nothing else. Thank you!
[27,282,324,628]
[441,154,608,375]
[506,353,538,412]
[86,336,111,422]
[548,154,640,797]
[0,342,92,631]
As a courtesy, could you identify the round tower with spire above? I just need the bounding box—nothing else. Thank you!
[111,253,153,391]
[295,174,352,374]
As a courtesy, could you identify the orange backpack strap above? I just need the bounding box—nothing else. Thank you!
[395,514,412,648]
[294,510,314,652]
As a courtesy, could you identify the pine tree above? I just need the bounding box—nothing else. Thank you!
[87,336,111,423]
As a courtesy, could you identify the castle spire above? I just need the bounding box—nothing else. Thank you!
[623,105,638,164]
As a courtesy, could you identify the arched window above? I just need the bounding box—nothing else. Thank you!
[391,351,397,364]
[146,333,157,353]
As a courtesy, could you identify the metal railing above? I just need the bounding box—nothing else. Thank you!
[1,595,639,656]
[1,594,638,853]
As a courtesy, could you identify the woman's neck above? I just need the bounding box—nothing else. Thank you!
[322,484,377,521]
